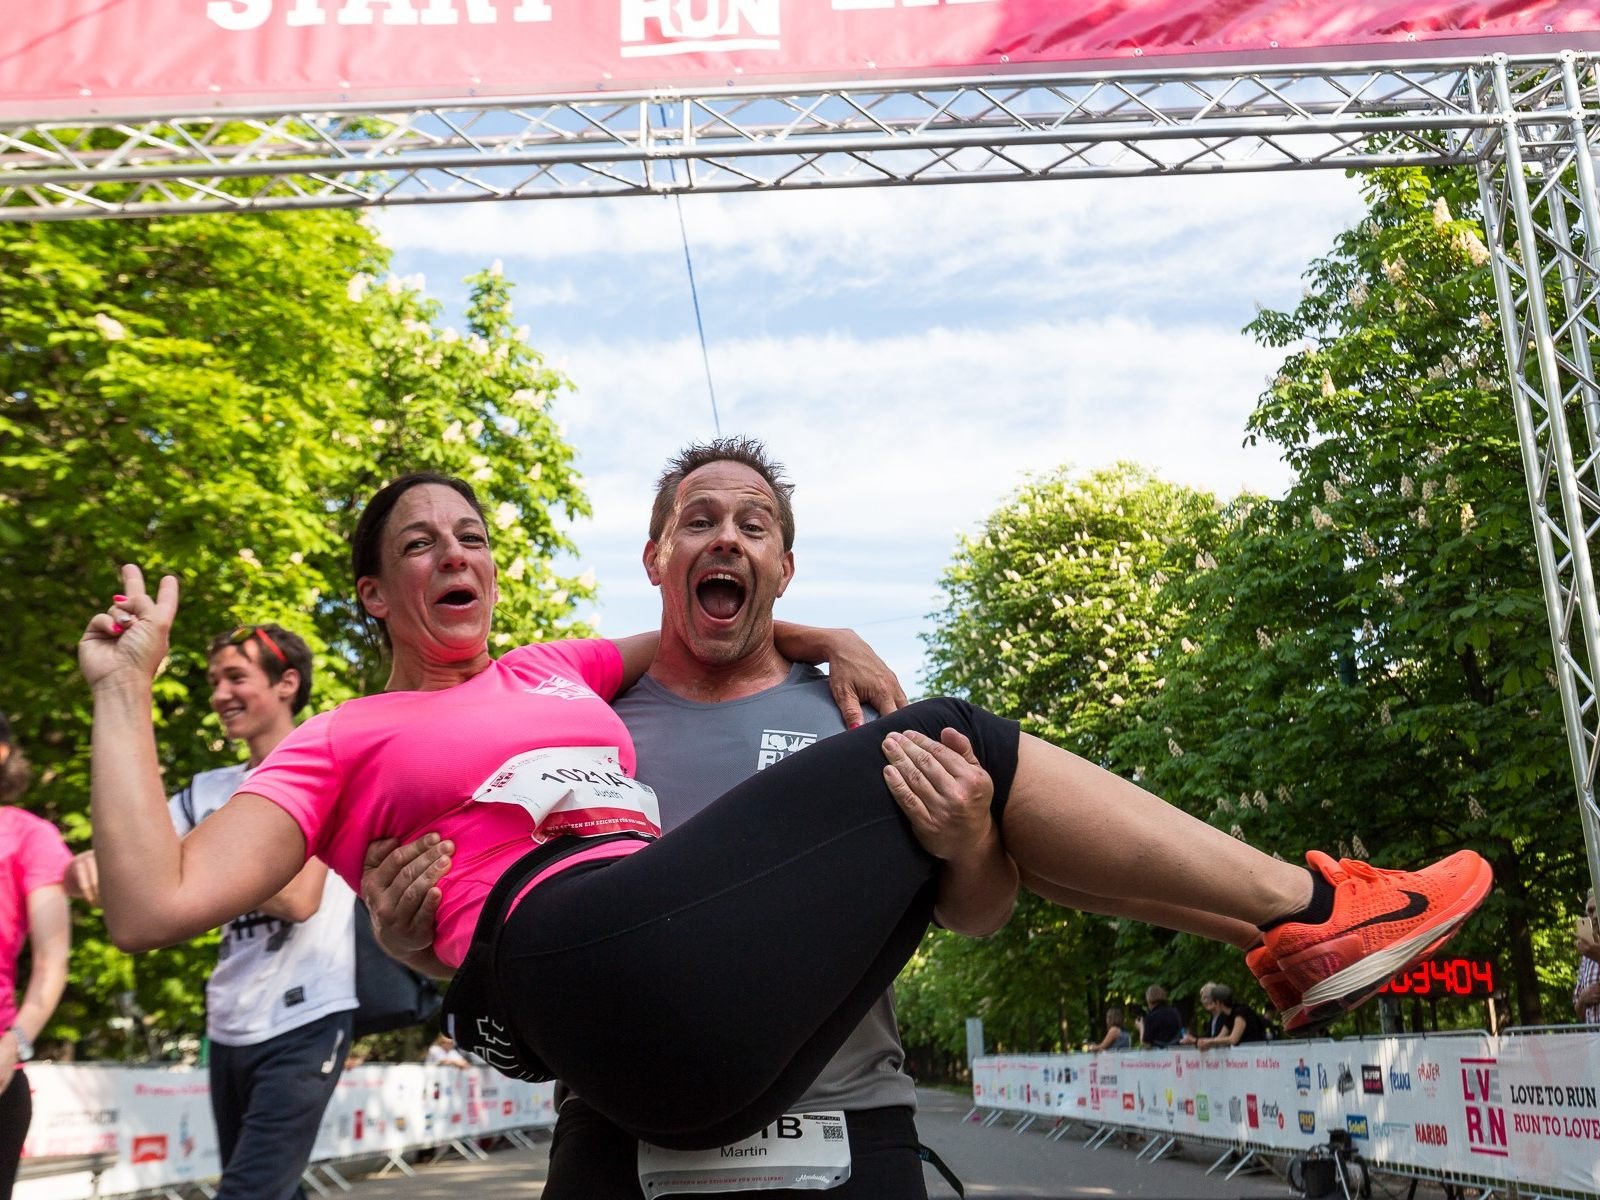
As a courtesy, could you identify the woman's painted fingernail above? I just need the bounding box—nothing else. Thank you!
[113,595,128,603]
[113,622,127,633]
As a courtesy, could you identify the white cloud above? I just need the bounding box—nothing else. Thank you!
[378,171,1364,309]
[550,315,1295,688]
[383,167,1369,687]
[555,315,1291,537]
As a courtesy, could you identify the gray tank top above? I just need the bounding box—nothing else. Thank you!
[614,664,916,1114]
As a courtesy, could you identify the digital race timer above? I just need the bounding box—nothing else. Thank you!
[1377,957,1496,998]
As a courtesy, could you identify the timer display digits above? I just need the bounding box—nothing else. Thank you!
[1377,957,1495,998]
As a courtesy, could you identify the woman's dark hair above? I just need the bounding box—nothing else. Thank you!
[0,711,32,806]
[350,472,488,649]
[1106,1006,1125,1028]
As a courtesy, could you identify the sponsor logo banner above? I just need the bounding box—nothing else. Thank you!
[21,1064,555,1198]
[971,1035,1600,1197]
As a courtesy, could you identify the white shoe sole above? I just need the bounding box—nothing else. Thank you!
[1298,909,1472,1007]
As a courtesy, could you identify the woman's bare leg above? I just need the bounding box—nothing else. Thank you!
[1001,734,1313,930]
[1019,872,1264,949]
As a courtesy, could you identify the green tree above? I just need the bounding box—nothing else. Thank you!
[1,211,592,1052]
[1118,166,1582,1025]
[906,464,1222,1056]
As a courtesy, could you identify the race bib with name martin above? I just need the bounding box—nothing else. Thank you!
[637,1112,851,1194]
[470,746,661,843]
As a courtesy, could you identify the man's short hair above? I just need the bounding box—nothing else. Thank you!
[207,624,315,716]
[650,437,796,551]
[1145,985,1168,1004]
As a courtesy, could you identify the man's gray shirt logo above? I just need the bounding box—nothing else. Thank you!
[758,728,818,770]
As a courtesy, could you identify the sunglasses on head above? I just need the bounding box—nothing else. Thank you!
[227,625,288,667]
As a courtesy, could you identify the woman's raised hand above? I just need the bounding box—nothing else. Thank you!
[78,564,180,692]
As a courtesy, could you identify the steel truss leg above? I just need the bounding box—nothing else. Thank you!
[1206,1145,1240,1175]
[375,1151,417,1178]
[1141,1135,1177,1162]
[502,1127,540,1150]
[1224,1149,1266,1179]
[316,1163,353,1192]
[1476,53,1600,908]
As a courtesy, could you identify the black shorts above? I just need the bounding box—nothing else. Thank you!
[445,698,1019,1151]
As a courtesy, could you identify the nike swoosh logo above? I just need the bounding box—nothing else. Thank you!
[1348,890,1429,930]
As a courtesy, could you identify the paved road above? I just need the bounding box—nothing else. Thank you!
[346,1088,1298,1199]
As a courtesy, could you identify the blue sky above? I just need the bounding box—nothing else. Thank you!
[377,170,1368,692]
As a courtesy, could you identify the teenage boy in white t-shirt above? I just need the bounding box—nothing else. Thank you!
[67,624,357,1200]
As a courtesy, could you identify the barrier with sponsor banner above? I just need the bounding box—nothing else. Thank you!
[972,1030,1600,1195]
[15,1063,556,1200]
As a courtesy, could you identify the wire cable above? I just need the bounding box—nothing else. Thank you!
[673,192,721,437]
[657,102,721,436]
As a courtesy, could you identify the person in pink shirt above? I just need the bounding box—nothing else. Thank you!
[0,713,72,1200]
[78,470,1493,1153]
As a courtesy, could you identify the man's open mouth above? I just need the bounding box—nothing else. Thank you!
[695,571,747,621]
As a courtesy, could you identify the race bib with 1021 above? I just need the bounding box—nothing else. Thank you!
[470,746,661,843]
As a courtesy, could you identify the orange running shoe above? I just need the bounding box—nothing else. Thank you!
[1245,942,1303,1021]
[1265,849,1493,1012]
[1246,942,1330,1035]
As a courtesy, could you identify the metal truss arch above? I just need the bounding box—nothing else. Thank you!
[0,58,1505,219]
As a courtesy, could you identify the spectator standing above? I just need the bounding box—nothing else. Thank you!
[426,1034,469,1068]
[1192,982,1268,1048]
[1139,986,1185,1047]
[1094,1007,1131,1051]
[1576,888,1599,1025]
[0,714,72,1200]
[66,625,357,1200]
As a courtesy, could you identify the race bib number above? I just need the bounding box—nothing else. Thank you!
[637,1112,850,1194]
[470,746,661,843]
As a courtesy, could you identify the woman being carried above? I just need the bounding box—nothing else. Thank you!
[80,472,1492,1152]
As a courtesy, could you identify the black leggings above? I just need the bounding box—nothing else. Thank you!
[0,1068,30,1200]
[494,698,1020,1150]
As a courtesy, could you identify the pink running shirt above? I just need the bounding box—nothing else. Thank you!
[244,639,643,968]
[1,807,72,1034]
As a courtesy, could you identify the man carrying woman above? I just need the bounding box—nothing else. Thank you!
[77,467,1494,1152]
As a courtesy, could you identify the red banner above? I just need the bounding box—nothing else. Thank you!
[5,1,1600,119]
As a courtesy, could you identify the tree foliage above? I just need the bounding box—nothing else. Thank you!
[910,464,1223,1053]
[905,167,1589,1060]
[1,211,592,1053]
